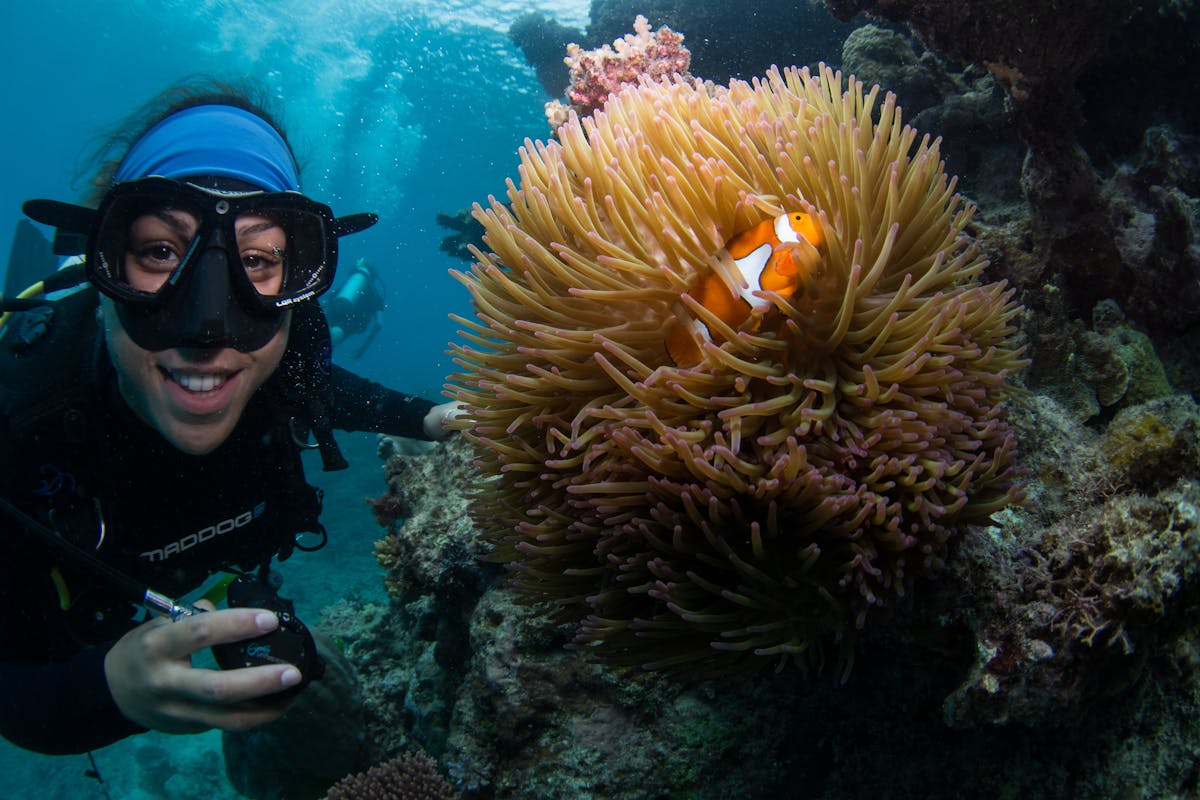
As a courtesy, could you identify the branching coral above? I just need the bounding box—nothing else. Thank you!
[449,65,1027,676]
[324,751,459,800]
[545,15,690,128]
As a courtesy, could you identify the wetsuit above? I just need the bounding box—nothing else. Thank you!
[0,300,434,754]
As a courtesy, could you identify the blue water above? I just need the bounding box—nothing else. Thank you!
[0,1,587,796]
[1,0,588,401]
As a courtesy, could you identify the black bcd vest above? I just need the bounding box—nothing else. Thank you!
[0,288,333,640]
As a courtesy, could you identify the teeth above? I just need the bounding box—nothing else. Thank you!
[170,371,228,392]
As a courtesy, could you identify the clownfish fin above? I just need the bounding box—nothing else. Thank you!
[665,316,710,367]
[760,239,823,295]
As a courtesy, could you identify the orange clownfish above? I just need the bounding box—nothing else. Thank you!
[666,211,824,366]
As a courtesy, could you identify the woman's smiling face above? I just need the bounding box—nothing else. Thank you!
[102,290,289,454]
[98,206,292,454]
[102,291,290,455]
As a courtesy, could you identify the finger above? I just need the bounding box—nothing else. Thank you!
[153,608,279,660]
[211,702,292,732]
[167,662,303,707]
[158,694,292,732]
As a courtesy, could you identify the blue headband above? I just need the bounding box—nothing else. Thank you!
[114,104,300,191]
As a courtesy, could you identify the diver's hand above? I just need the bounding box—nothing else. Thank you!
[103,601,303,734]
[423,400,465,441]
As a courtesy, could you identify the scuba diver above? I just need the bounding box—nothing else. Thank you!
[0,82,461,755]
[323,257,386,357]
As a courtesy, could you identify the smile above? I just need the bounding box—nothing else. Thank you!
[161,368,234,393]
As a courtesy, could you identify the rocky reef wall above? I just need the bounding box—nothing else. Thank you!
[386,3,1200,797]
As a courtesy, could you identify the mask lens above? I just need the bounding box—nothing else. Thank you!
[94,192,203,298]
[239,206,330,301]
[234,211,288,297]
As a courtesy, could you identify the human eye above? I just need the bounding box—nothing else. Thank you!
[123,210,196,290]
[131,242,184,271]
[125,239,187,294]
[236,215,287,293]
[241,246,284,275]
[240,244,286,297]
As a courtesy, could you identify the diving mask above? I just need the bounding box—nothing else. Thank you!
[24,177,377,352]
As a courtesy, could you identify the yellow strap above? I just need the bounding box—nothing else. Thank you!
[49,567,73,611]
[0,280,48,333]
[199,574,237,607]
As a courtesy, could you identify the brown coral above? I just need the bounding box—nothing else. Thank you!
[324,751,458,800]
[449,65,1027,676]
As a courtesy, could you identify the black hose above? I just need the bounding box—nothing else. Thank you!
[0,496,147,606]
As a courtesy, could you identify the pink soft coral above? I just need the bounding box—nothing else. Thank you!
[546,15,691,128]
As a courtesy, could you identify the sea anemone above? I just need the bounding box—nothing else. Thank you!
[449,65,1026,677]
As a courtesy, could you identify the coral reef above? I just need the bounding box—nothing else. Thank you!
[372,435,489,602]
[940,393,1200,733]
[543,15,690,129]
[1077,3,1200,160]
[839,24,943,117]
[826,1,1200,376]
[1024,296,1175,422]
[441,588,822,797]
[823,0,1135,152]
[324,751,459,800]
[361,437,496,757]
[342,6,1200,800]
[449,65,1026,676]
[346,393,1200,800]
[839,24,1023,211]
[1102,395,1200,490]
[507,11,584,97]
[1100,126,1200,336]
[1015,119,1200,349]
